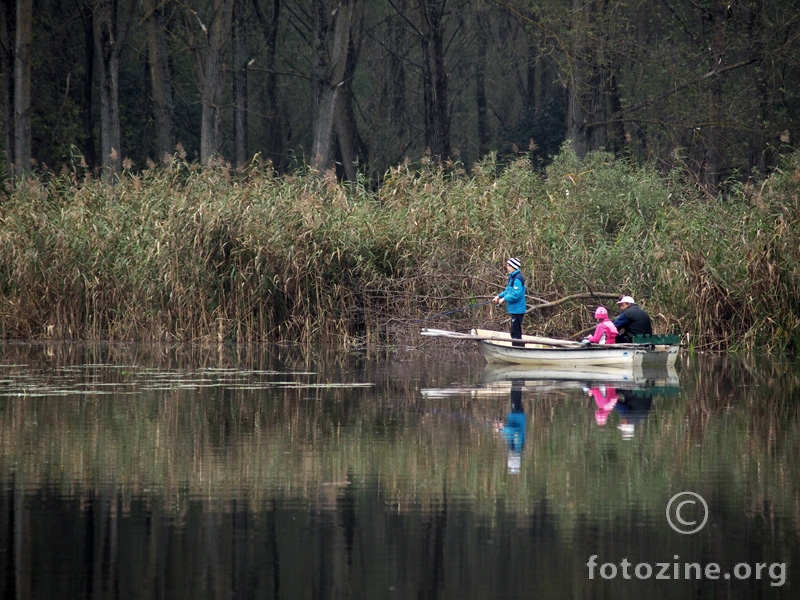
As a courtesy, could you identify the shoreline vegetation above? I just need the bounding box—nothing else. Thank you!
[1,146,799,353]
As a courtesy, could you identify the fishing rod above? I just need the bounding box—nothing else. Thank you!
[412,300,493,324]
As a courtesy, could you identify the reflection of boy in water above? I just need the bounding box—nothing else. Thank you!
[495,381,526,473]
[614,391,653,439]
[586,386,618,425]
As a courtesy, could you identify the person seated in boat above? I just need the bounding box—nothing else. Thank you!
[583,306,618,344]
[613,295,652,343]
[492,257,527,347]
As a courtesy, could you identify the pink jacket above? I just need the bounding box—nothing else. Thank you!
[587,318,618,344]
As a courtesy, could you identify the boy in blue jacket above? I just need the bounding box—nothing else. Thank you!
[492,257,527,346]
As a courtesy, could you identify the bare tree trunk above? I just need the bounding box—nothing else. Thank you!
[80,2,96,168]
[388,0,406,137]
[528,42,542,114]
[95,0,121,180]
[232,0,248,168]
[142,0,175,166]
[702,0,726,196]
[606,71,623,153]
[310,0,357,175]
[333,1,365,180]
[566,81,589,157]
[13,0,32,178]
[94,0,133,181]
[1,0,14,175]
[565,0,592,158]
[565,0,620,158]
[192,0,233,165]
[586,65,614,152]
[251,0,283,170]
[420,0,450,160]
[745,0,769,177]
[475,9,489,158]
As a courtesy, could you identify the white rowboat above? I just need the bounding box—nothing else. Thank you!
[420,328,679,368]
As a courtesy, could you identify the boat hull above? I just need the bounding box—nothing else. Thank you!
[478,338,642,366]
[472,329,678,367]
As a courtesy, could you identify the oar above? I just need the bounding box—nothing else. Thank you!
[420,328,482,339]
[420,328,583,347]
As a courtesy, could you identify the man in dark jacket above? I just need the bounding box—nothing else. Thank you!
[613,295,652,343]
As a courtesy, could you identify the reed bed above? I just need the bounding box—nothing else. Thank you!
[0,147,799,352]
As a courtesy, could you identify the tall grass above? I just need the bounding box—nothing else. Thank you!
[0,147,799,351]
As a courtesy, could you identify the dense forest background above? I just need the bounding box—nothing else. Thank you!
[2,0,799,191]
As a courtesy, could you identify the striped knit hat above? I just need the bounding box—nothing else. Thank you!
[506,257,521,270]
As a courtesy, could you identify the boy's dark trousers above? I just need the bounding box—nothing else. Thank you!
[510,314,524,347]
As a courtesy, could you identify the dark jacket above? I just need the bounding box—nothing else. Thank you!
[613,304,652,338]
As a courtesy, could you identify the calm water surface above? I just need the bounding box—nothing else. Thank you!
[0,342,798,599]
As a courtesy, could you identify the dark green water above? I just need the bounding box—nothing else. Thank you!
[0,342,797,599]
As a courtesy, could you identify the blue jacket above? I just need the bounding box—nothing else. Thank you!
[499,270,526,315]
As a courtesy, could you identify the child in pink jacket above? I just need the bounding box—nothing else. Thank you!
[584,306,618,344]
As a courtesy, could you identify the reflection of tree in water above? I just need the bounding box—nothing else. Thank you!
[1,347,799,530]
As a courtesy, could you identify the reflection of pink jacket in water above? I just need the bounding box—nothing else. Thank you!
[587,318,618,344]
[589,387,618,425]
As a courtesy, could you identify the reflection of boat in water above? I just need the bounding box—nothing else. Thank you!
[420,361,679,398]
[483,363,640,384]
[420,328,680,368]
[482,361,678,389]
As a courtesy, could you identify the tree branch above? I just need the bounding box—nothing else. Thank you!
[525,292,620,313]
